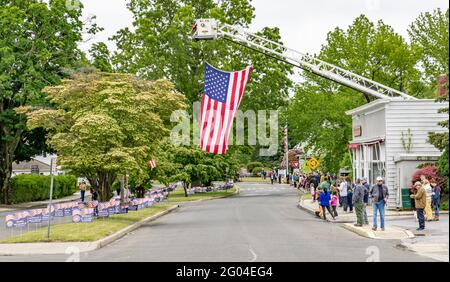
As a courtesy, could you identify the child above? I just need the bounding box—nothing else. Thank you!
[331,191,339,218]
[310,183,316,203]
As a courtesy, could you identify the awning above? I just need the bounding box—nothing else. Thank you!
[348,138,384,150]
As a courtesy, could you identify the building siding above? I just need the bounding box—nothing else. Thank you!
[385,100,448,207]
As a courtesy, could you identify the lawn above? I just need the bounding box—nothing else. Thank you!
[166,187,237,203]
[0,203,174,243]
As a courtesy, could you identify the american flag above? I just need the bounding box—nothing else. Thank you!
[200,63,252,154]
[148,159,156,169]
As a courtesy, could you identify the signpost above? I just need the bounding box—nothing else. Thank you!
[47,157,57,239]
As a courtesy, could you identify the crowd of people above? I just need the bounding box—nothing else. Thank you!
[281,171,441,232]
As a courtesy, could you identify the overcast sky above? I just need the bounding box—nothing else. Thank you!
[79,0,448,60]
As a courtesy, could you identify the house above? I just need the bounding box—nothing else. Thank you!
[12,154,63,176]
[346,98,448,209]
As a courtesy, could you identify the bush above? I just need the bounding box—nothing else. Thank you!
[247,162,263,173]
[411,165,447,192]
[10,174,77,204]
[252,167,265,176]
[438,149,449,194]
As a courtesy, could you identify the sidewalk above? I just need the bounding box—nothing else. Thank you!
[298,195,448,223]
[298,194,449,242]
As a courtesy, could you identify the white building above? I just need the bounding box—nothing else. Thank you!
[346,98,448,209]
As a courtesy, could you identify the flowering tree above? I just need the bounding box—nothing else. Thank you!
[18,71,187,200]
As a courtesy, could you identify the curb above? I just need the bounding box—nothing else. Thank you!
[342,223,415,240]
[0,205,179,256]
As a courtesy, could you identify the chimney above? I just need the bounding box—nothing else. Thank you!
[437,74,448,97]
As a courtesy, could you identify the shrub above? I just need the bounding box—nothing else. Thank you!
[247,162,263,173]
[10,174,77,204]
[438,149,449,194]
[411,165,447,192]
[252,167,265,175]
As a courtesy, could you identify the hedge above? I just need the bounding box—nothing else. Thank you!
[9,174,78,204]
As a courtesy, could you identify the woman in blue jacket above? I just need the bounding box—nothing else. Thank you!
[320,188,335,221]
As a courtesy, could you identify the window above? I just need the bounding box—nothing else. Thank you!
[31,165,39,174]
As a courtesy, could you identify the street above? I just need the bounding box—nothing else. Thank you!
[0,182,437,262]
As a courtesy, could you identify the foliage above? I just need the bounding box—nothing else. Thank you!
[18,71,187,201]
[251,167,264,175]
[246,162,263,173]
[438,149,449,194]
[288,15,427,173]
[111,0,292,164]
[408,8,449,83]
[10,174,77,204]
[155,140,239,195]
[89,42,113,72]
[0,0,89,204]
[411,165,447,193]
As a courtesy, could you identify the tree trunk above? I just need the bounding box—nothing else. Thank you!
[97,171,115,201]
[0,128,23,204]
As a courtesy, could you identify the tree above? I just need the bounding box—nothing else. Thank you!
[409,8,449,83]
[287,15,425,173]
[155,140,239,196]
[0,0,88,204]
[410,8,450,194]
[18,71,187,201]
[89,42,113,72]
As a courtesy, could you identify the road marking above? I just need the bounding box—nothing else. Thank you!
[249,247,257,262]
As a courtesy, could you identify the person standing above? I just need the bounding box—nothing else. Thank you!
[420,175,434,221]
[271,169,277,185]
[79,181,87,202]
[352,178,365,227]
[370,176,389,231]
[346,177,354,213]
[310,182,316,203]
[431,179,441,221]
[410,181,426,231]
[331,191,339,218]
[338,178,348,212]
[362,177,370,225]
[319,188,335,221]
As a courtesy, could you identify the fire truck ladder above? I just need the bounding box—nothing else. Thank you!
[192,19,417,100]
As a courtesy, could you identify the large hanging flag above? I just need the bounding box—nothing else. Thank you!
[200,63,252,154]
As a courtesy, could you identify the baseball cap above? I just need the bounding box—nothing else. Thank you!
[376,176,383,181]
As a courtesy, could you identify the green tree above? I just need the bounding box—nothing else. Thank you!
[155,140,239,197]
[0,0,87,204]
[18,71,187,201]
[89,42,113,72]
[409,8,449,83]
[288,15,424,173]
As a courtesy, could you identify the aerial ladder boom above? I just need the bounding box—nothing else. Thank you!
[192,19,417,100]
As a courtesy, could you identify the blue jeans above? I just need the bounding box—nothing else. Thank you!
[373,200,385,228]
[432,200,440,217]
[417,208,425,229]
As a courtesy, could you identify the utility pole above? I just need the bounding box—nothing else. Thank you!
[47,157,57,239]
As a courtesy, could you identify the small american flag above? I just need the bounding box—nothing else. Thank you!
[148,159,157,169]
[200,63,252,154]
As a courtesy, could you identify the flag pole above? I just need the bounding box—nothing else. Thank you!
[285,121,289,184]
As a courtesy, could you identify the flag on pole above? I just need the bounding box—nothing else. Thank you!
[200,63,252,154]
[148,159,157,169]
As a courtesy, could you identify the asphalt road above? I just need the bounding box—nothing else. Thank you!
[0,182,436,262]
